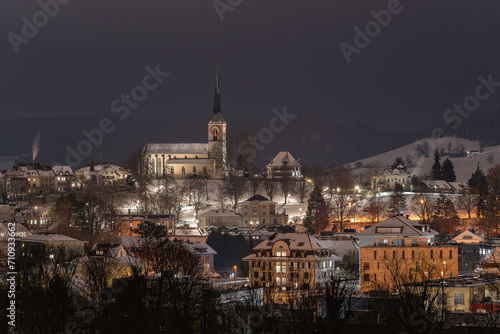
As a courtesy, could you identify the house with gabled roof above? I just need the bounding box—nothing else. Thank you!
[357,216,438,247]
[452,229,484,244]
[266,151,302,179]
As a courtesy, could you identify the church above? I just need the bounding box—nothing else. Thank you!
[143,70,227,179]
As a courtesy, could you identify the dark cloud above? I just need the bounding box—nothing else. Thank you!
[1,0,500,133]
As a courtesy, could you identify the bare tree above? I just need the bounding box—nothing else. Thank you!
[280,165,295,204]
[295,179,311,204]
[369,253,456,333]
[327,166,356,231]
[184,177,209,220]
[410,192,436,222]
[222,175,247,211]
[132,222,209,333]
[249,176,262,196]
[263,177,278,201]
[215,182,227,210]
[366,190,386,223]
[456,192,477,219]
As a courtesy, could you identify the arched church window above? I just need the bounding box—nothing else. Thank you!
[193,166,197,174]
[185,155,187,159]
[171,167,174,175]
[151,159,156,174]
[196,155,198,159]
[158,158,162,175]
[203,167,207,175]
[182,167,186,175]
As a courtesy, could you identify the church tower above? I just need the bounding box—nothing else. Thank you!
[208,69,227,177]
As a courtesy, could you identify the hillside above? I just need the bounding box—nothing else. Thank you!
[348,137,500,182]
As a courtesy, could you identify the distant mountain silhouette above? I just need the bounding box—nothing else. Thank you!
[0,111,497,170]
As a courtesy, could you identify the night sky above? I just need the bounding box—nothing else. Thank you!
[1,1,500,141]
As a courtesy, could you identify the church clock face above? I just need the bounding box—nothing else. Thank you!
[210,125,221,137]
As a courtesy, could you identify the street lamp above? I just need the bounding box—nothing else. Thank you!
[233,265,237,279]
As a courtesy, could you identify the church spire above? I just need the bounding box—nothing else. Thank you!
[210,68,225,122]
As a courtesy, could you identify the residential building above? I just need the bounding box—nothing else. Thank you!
[452,229,484,244]
[17,233,86,259]
[14,207,51,232]
[357,216,458,292]
[476,246,500,275]
[75,162,131,186]
[409,274,500,313]
[265,151,302,179]
[371,165,412,191]
[240,194,288,227]
[357,216,439,248]
[184,241,217,273]
[197,209,242,228]
[243,233,341,304]
[115,214,176,236]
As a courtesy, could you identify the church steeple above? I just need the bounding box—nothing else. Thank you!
[210,68,225,122]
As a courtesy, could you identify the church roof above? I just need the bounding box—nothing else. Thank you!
[144,143,208,155]
[210,68,225,123]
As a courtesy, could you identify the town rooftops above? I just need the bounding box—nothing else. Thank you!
[357,216,438,237]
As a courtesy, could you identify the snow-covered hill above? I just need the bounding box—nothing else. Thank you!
[348,137,500,182]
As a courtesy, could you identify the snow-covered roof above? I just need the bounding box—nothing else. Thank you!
[144,143,208,155]
[91,243,127,257]
[52,165,74,175]
[319,240,359,259]
[241,194,275,204]
[185,242,217,256]
[0,222,32,238]
[421,180,452,189]
[20,233,84,243]
[15,207,48,217]
[357,216,438,238]
[76,163,124,173]
[448,182,469,191]
[266,151,301,168]
[198,209,240,218]
[252,233,335,252]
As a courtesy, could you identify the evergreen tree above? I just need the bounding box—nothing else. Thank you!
[391,156,405,170]
[387,183,407,216]
[303,185,329,234]
[441,158,456,182]
[431,195,459,234]
[431,149,442,180]
[468,164,488,217]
